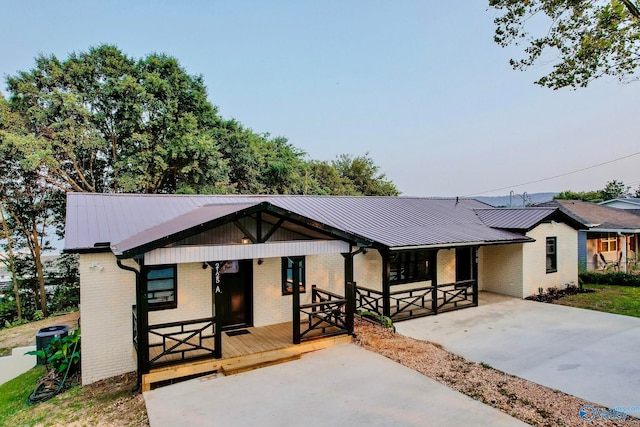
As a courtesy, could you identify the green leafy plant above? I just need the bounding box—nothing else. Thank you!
[28,329,81,376]
[357,310,396,332]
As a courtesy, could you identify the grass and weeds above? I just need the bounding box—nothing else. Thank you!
[0,368,147,426]
[0,365,46,426]
[553,284,640,318]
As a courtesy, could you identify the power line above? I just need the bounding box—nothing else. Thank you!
[464,151,640,197]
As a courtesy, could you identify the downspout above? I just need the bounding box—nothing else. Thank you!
[116,259,145,392]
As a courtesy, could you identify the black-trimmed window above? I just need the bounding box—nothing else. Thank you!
[147,265,177,310]
[389,250,432,285]
[546,237,557,273]
[282,257,305,295]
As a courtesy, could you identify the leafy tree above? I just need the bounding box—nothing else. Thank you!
[305,161,358,195]
[0,95,54,317]
[332,153,399,196]
[554,189,604,202]
[554,179,630,202]
[490,0,640,89]
[601,179,630,199]
[6,45,231,194]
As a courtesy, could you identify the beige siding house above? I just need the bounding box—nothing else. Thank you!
[65,194,582,389]
[541,200,640,272]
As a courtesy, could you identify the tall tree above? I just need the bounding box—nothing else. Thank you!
[6,45,231,194]
[332,153,399,196]
[601,179,629,199]
[490,0,640,88]
[0,96,54,316]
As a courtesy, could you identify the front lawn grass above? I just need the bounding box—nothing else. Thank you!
[553,284,640,318]
[0,368,147,426]
[0,365,46,426]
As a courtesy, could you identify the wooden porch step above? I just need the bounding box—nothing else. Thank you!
[142,334,352,391]
[220,353,301,376]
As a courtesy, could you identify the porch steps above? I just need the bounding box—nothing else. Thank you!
[220,353,301,376]
[143,334,352,391]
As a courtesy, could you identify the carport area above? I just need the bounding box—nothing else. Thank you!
[144,344,525,427]
[396,292,640,411]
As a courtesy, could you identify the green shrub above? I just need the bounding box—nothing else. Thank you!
[579,272,640,287]
[0,297,19,328]
[48,284,80,313]
[28,329,81,376]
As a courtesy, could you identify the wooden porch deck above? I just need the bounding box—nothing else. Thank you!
[143,322,351,391]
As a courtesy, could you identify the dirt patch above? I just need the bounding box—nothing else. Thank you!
[354,319,635,427]
[0,311,80,356]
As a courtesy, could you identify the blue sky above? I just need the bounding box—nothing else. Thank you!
[2,1,639,197]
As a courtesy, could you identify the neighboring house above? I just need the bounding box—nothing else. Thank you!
[64,193,581,389]
[599,198,640,216]
[0,264,10,291]
[539,200,640,272]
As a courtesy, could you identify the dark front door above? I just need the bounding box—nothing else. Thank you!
[213,259,253,330]
[455,247,474,282]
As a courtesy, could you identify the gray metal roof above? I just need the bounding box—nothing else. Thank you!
[473,208,558,231]
[65,193,535,254]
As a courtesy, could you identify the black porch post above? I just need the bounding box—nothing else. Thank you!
[381,250,391,319]
[346,281,355,335]
[342,251,355,335]
[431,250,439,315]
[292,258,301,344]
[213,270,223,358]
[134,261,150,377]
[472,246,479,306]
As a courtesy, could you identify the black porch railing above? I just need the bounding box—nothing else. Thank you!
[355,280,477,322]
[436,280,477,313]
[131,312,222,369]
[355,285,436,321]
[295,284,354,343]
[132,308,138,351]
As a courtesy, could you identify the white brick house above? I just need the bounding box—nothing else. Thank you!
[65,194,582,388]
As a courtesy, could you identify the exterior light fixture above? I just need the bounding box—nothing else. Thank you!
[241,236,250,244]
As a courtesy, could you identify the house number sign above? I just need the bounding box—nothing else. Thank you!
[214,262,222,293]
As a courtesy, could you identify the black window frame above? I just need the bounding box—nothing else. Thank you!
[389,250,432,285]
[281,257,306,295]
[546,237,557,274]
[146,264,177,310]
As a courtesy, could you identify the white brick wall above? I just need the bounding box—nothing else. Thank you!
[522,222,578,297]
[479,244,524,298]
[354,250,382,291]
[437,249,456,284]
[253,254,345,327]
[80,253,137,385]
[149,263,212,326]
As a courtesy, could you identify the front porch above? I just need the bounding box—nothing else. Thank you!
[142,322,352,391]
[135,283,355,390]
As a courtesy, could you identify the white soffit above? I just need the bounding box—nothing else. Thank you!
[144,240,350,265]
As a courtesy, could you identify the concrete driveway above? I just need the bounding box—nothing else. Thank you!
[396,292,640,411]
[145,344,525,427]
